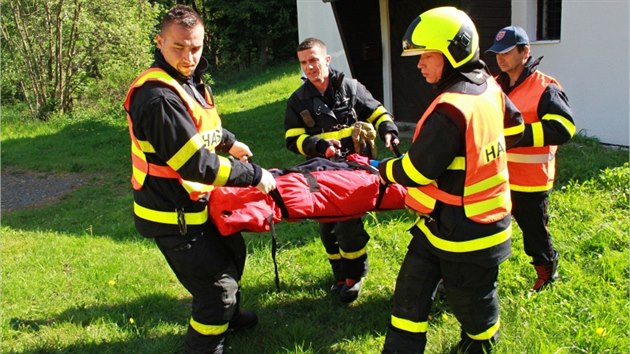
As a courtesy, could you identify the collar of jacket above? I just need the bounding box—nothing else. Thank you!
[152,48,210,85]
[302,67,346,98]
[497,55,543,89]
[328,67,345,91]
[434,53,490,92]
[435,68,489,93]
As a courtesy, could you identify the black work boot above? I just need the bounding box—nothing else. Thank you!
[228,310,258,332]
[382,326,426,353]
[532,254,559,292]
[451,338,495,354]
[330,280,345,296]
[339,278,363,303]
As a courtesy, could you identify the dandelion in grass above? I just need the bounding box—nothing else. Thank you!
[595,327,606,336]
[129,317,135,325]
[108,279,117,287]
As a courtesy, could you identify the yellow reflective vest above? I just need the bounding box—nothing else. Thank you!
[506,71,561,192]
[124,68,234,232]
[124,68,225,201]
[405,80,511,225]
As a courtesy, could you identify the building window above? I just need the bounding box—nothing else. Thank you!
[537,0,562,40]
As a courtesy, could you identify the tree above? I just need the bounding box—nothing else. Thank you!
[154,0,298,75]
[203,0,298,73]
[1,0,161,119]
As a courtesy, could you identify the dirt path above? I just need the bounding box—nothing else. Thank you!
[1,167,89,212]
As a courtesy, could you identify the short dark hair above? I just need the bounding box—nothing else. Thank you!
[515,44,528,53]
[297,37,327,52]
[160,4,204,33]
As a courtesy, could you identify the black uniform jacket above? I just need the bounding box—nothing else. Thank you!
[127,50,262,237]
[379,68,524,266]
[284,68,399,158]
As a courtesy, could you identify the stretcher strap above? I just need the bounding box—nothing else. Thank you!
[270,189,289,219]
[302,171,320,192]
[280,169,321,193]
[375,182,388,209]
[267,214,281,292]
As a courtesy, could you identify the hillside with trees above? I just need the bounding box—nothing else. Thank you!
[1,0,297,120]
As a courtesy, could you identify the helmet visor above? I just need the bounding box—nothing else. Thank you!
[401,16,424,56]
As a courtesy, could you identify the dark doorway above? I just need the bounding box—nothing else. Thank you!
[388,0,511,123]
[388,1,446,124]
[331,0,384,101]
[331,0,511,123]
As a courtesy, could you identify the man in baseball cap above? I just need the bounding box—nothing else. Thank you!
[486,25,530,54]
[486,24,576,293]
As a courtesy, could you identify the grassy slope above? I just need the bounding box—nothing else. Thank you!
[1,61,628,353]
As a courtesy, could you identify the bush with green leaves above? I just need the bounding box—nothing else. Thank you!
[1,0,162,119]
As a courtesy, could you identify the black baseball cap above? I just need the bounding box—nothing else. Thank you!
[485,26,530,54]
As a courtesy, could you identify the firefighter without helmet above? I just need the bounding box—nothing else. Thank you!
[401,6,479,68]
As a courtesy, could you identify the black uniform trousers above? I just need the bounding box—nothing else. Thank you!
[511,190,558,264]
[155,223,246,354]
[383,226,500,354]
[319,217,370,281]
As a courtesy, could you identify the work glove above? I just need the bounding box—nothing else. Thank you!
[255,168,277,194]
[229,141,253,162]
[384,133,403,158]
[384,132,400,149]
[322,139,341,158]
[324,146,338,158]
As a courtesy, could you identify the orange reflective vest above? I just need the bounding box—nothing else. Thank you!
[506,71,560,192]
[405,80,511,224]
[124,68,225,202]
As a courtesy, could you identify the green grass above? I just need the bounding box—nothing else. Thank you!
[2,61,628,353]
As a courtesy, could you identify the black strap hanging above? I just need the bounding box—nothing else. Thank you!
[266,214,281,292]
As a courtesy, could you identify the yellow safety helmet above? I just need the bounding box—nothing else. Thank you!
[401,7,479,68]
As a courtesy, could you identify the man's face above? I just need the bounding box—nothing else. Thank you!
[297,45,331,85]
[417,52,444,84]
[495,46,529,75]
[156,22,204,77]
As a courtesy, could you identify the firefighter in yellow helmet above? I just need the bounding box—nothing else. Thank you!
[378,7,524,353]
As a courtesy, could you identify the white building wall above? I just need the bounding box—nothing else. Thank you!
[296,0,352,77]
[512,0,629,146]
[298,0,629,146]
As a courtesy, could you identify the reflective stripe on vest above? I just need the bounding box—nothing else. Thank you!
[506,71,560,192]
[124,68,229,200]
[416,217,511,253]
[133,202,209,226]
[404,79,511,224]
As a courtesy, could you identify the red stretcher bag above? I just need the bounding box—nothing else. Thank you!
[208,154,407,236]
